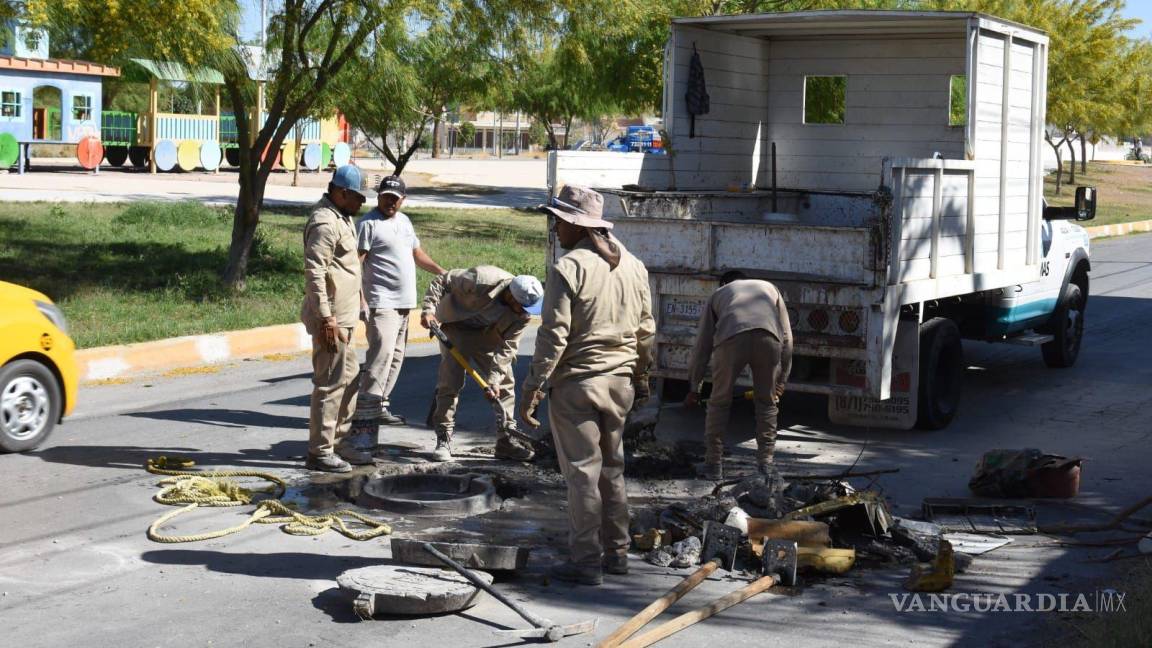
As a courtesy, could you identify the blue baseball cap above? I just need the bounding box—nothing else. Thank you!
[330,165,375,199]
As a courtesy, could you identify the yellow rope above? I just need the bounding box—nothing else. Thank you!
[144,456,391,543]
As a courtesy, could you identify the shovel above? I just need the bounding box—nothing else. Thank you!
[427,322,552,454]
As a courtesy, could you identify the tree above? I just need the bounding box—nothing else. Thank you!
[458,120,477,150]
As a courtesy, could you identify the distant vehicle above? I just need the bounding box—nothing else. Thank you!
[605,125,666,154]
[0,281,77,452]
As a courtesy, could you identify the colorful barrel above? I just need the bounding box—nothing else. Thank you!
[332,142,351,167]
[105,146,129,167]
[153,139,178,172]
[176,140,201,172]
[224,146,240,167]
[0,132,18,168]
[128,146,150,168]
[321,142,332,169]
[200,140,222,171]
[76,136,104,170]
[281,141,297,171]
[302,143,322,171]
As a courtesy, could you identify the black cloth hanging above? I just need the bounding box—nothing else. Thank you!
[685,43,710,139]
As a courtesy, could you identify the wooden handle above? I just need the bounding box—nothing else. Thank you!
[616,575,777,648]
[596,560,720,648]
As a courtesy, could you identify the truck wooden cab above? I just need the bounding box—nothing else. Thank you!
[547,11,1095,429]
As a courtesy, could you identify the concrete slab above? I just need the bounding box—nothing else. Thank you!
[390,538,530,571]
[337,565,491,618]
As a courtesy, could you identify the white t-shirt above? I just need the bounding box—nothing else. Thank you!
[356,209,420,309]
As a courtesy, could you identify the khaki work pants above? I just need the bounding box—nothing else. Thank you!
[431,324,516,439]
[548,375,634,567]
[359,308,409,407]
[309,327,359,456]
[705,329,783,465]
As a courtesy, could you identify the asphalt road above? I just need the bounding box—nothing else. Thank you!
[1,233,1149,647]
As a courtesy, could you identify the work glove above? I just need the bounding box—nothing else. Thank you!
[520,389,545,429]
[322,317,346,352]
[420,312,439,330]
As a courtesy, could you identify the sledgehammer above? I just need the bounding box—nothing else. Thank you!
[423,542,597,642]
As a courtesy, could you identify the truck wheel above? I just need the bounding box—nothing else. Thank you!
[916,318,963,430]
[1041,282,1085,368]
[0,360,62,452]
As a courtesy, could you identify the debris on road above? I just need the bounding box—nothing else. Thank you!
[903,539,955,592]
[337,564,493,619]
[968,448,1082,498]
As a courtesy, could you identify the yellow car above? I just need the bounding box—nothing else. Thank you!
[0,281,78,452]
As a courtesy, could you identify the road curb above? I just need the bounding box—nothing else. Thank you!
[1085,219,1152,238]
[76,312,435,382]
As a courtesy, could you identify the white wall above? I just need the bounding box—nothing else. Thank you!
[663,25,770,190]
[766,36,967,193]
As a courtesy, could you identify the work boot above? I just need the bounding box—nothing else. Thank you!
[336,446,376,466]
[305,453,352,474]
[431,435,453,462]
[603,553,629,575]
[494,437,535,462]
[379,408,406,426]
[549,562,603,586]
[696,462,723,481]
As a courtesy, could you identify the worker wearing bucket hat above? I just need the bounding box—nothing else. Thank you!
[420,267,543,462]
[521,185,656,585]
[299,165,376,473]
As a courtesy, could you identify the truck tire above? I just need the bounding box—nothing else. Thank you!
[916,318,963,430]
[1041,282,1085,368]
[0,360,62,453]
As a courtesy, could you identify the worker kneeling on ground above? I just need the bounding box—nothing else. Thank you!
[522,185,655,586]
[685,271,793,481]
[422,266,543,462]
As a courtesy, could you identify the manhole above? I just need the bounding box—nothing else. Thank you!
[359,473,500,517]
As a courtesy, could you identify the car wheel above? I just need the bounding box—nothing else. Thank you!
[915,318,964,430]
[1041,282,1085,368]
[0,360,62,452]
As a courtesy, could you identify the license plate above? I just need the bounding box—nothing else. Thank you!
[663,298,704,321]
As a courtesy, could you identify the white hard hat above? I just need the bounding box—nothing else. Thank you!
[509,275,543,307]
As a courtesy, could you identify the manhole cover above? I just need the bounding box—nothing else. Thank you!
[337,565,491,618]
[359,473,500,517]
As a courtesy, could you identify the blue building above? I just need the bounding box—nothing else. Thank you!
[1,20,118,165]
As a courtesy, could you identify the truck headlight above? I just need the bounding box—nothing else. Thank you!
[35,300,69,336]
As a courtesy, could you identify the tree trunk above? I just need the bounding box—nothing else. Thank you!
[1046,132,1064,195]
[1080,135,1087,172]
[1065,136,1077,185]
[562,115,573,149]
[291,123,302,187]
[432,114,442,159]
[223,177,261,291]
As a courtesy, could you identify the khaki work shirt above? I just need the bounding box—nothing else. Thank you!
[422,265,529,381]
[525,237,655,392]
[687,279,794,390]
[300,196,361,334]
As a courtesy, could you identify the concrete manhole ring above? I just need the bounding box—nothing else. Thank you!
[358,472,500,517]
[337,565,492,618]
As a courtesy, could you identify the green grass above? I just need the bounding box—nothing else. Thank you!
[1045,161,1152,227]
[0,201,546,349]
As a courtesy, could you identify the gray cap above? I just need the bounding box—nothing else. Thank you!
[509,275,543,307]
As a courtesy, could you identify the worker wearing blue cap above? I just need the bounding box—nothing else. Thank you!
[299,165,376,473]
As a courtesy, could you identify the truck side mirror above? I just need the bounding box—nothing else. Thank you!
[1075,186,1096,221]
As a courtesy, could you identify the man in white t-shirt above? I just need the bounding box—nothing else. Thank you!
[356,175,445,424]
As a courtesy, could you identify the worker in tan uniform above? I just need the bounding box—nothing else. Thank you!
[685,271,793,481]
[420,265,544,462]
[521,185,655,586]
[300,165,377,473]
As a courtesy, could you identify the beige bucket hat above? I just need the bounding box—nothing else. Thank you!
[539,185,614,230]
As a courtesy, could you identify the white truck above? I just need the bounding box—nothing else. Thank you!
[548,10,1096,430]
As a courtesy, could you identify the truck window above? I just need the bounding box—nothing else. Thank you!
[804,76,846,125]
[949,75,967,127]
